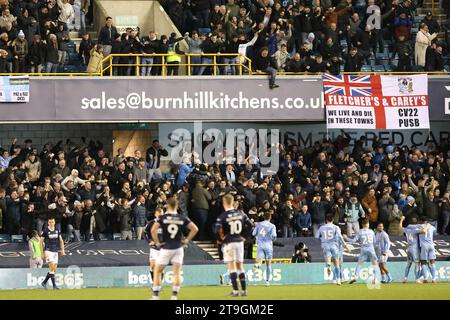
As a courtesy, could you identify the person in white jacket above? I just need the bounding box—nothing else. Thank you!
[57,0,75,28]
[414,23,437,67]
[61,169,87,191]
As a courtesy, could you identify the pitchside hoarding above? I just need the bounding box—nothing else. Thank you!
[0,76,448,122]
[1,262,450,290]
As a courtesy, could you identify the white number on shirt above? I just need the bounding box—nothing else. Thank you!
[259,228,267,237]
[361,235,373,245]
[167,224,179,239]
[229,220,242,235]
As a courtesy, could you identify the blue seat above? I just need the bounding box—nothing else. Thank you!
[198,28,211,35]
[361,65,372,71]
[0,234,11,243]
[11,235,24,243]
[372,65,385,72]
[113,233,122,240]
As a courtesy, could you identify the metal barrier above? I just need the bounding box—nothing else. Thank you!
[100,53,253,76]
[0,52,448,76]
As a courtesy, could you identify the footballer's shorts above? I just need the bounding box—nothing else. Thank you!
[45,251,58,264]
[222,241,244,264]
[256,244,273,260]
[358,249,378,263]
[157,247,184,266]
[420,245,436,261]
[376,250,388,263]
[322,244,340,260]
[407,246,420,263]
[149,248,160,262]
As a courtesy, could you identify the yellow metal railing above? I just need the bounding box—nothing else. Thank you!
[0,52,448,76]
[100,53,253,77]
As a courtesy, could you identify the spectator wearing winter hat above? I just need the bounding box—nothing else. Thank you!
[12,29,27,72]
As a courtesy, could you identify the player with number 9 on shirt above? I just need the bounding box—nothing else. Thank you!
[150,197,198,300]
[215,194,253,297]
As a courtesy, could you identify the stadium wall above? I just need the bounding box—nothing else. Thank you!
[1,262,450,290]
[1,76,449,122]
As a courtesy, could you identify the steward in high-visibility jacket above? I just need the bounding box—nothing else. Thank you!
[166,32,185,76]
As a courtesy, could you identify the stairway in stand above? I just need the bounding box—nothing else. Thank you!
[194,241,220,260]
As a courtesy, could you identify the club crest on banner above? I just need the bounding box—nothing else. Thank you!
[398,77,413,94]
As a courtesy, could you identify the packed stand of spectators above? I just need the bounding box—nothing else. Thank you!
[0,0,91,73]
[0,133,449,244]
[144,0,450,74]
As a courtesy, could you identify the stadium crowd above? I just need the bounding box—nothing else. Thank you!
[95,0,450,76]
[0,0,91,73]
[0,133,449,243]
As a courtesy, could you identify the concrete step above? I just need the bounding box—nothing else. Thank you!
[194,240,220,260]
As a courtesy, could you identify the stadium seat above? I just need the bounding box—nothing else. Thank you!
[198,28,211,35]
[11,235,24,243]
[99,233,113,240]
[385,65,395,72]
[361,65,372,71]
[113,233,122,240]
[0,234,11,243]
[372,65,386,72]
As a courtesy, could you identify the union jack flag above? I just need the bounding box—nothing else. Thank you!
[323,74,373,96]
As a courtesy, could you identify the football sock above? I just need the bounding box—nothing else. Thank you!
[230,272,238,291]
[414,264,421,280]
[42,272,51,284]
[354,265,361,278]
[422,265,429,279]
[239,272,246,291]
[334,266,341,281]
[172,286,180,297]
[404,261,412,278]
[429,264,437,279]
[152,286,161,297]
[266,265,272,281]
[49,272,56,287]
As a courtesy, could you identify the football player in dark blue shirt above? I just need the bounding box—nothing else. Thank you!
[215,194,253,297]
[151,197,198,300]
[40,217,65,290]
[145,207,164,285]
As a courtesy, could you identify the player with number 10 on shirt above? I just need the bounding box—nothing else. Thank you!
[215,194,253,297]
[150,197,198,300]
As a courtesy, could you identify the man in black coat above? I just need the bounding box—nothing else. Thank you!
[424,41,437,71]
[97,16,118,57]
[253,46,279,89]
[421,12,440,35]
[391,34,412,71]
[343,47,362,72]
[146,139,168,183]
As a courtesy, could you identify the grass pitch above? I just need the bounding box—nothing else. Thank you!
[1,283,449,300]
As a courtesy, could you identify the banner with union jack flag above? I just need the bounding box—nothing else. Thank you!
[322,74,430,130]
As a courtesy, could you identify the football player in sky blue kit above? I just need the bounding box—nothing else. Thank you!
[418,217,438,283]
[333,236,345,283]
[317,214,348,285]
[252,211,277,286]
[344,218,381,284]
[400,216,429,283]
[375,222,392,283]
